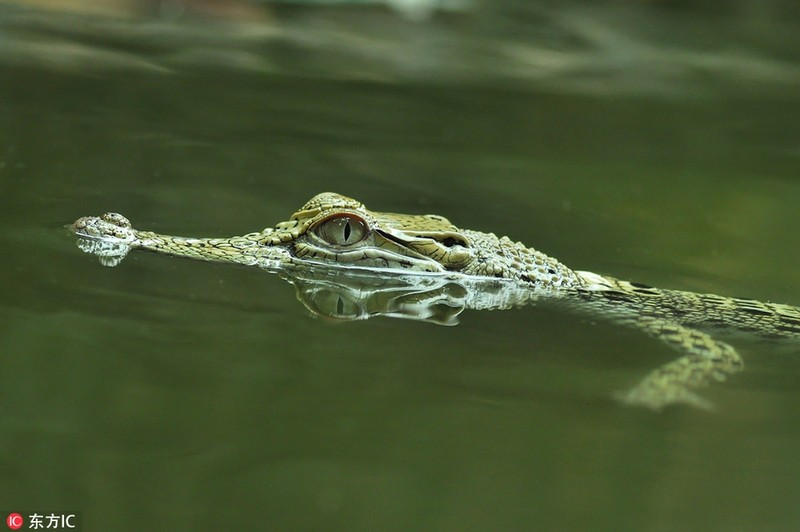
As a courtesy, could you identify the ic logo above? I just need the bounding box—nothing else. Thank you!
[6,513,23,530]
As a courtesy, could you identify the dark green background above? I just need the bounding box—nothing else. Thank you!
[1,2,800,530]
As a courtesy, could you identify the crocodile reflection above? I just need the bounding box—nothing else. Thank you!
[75,231,531,326]
[72,230,736,411]
[292,271,469,325]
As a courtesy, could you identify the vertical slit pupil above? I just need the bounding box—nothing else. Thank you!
[343,220,351,242]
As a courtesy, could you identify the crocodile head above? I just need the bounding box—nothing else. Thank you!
[274,193,579,287]
[259,192,473,273]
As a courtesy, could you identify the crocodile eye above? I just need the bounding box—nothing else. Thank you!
[314,214,369,246]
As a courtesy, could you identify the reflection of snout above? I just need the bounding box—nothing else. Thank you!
[75,236,132,267]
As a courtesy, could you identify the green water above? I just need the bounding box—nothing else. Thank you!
[2,4,800,531]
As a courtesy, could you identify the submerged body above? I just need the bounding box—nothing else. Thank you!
[71,192,800,409]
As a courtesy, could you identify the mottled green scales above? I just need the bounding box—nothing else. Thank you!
[70,192,800,410]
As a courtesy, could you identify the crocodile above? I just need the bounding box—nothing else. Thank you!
[70,192,800,410]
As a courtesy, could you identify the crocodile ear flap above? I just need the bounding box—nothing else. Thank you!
[412,231,471,248]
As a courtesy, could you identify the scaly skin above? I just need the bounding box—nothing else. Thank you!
[70,192,800,409]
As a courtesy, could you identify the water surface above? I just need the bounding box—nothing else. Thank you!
[2,4,800,530]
